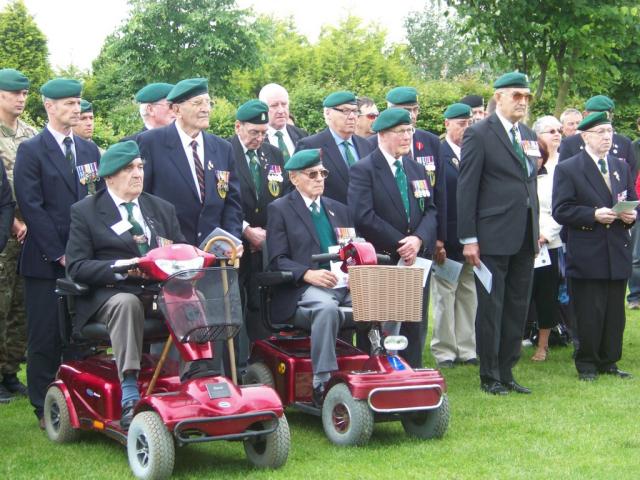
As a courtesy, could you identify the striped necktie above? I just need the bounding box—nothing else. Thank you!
[190,140,205,203]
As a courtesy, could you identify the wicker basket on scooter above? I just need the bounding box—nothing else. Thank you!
[348,265,424,322]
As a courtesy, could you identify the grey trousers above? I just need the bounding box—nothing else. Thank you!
[95,293,144,381]
[294,286,352,375]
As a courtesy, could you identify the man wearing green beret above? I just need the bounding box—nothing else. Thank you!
[138,78,243,246]
[72,99,104,154]
[259,83,308,160]
[552,112,636,381]
[430,103,478,369]
[65,140,185,428]
[14,77,102,426]
[349,108,438,368]
[267,148,355,406]
[120,82,175,143]
[229,99,288,363]
[459,94,486,125]
[457,71,540,395]
[0,68,38,402]
[295,90,373,204]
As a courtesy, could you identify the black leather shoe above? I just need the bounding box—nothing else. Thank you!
[2,374,28,396]
[601,368,632,379]
[503,380,531,394]
[0,384,13,403]
[312,385,325,408]
[437,360,455,369]
[120,400,137,430]
[463,358,479,366]
[481,381,509,395]
[578,372,597,382]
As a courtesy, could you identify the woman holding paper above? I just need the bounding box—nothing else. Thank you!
[529,116,563,361]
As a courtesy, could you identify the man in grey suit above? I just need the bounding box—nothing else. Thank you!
[457,72,540,395]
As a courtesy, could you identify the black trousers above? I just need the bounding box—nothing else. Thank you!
[476,229,535,384]
[24,277,61,419]
[530,247,561,329]
[570,278,626,374]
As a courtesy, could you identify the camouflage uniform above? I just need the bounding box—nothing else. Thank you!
[0,119,38,382]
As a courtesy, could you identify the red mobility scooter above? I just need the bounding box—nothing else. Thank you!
[245,242,449,446]
[43,241,290,479]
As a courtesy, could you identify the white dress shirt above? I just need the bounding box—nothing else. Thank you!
[46,124,77,161]
[267,125,295,155]
[175,122,205,201]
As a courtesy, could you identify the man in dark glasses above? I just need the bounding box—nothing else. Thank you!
[355,96,379,138]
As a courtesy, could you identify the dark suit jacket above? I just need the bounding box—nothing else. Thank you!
[348,148,438,260]
[295,128,374,204]
[368,129,447,241]
[65,190,185,329]
[457,113,540,256]
[559,132,637,177]
[14,129,102,279]
[552,150,635,280]
[138,122,243,245]
[120,126,148,143]
[267,190,352,322]
[0,160,15,252]
[286,124,308,146]
[439,140,463,261]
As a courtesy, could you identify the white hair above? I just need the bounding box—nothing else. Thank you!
[259,83,289,103]
[560,108,582,123]
[139,103,150,119]
[532,115,562,134]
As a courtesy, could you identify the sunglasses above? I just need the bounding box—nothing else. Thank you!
[301,168,329,180]
[359,113,379,120]
[541,128,562,135]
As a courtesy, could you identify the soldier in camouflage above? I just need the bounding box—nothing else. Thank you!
[0,69,38,403]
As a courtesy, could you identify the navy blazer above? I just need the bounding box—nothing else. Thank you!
[267,190,352,322]
[559,132,637,177]
[286,124,308,147]
[14,129,102,279]
[457,113,540,256]
[439,140,463,261]
[138,123,243,245]
[348,148,438,260]
[120,126,148,143]
[295,128,373,204]
[368,128,447,241]
[552,150,636,280]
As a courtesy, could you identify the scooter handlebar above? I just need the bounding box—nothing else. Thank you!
[311,252,340,264]
[376,254,392,264]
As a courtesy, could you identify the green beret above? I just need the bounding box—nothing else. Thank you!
[444,103,472,120]
[166,78,208,103]
[40,78,82,99]
[80,99,92,113]
[0,68,29,91]
[135,83,174,103]
[585,95,615,112]
[323,91,356,108]
[493,71,529,89]
[386,87,418,105]
[236,99,269,124]
[577,111,611,132]
[98,141,141,177]
[285,148,322,171]
[372,108,411,133]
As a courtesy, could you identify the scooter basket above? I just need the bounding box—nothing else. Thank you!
[348,265,424,322]
[158,267,243,343]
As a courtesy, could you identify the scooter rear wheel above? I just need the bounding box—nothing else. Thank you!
[243,361,275,388]
[243,414,290,469]
[44,386,79,443]
[127,411,175,480]
[322,383,374,446]
[401,394,450,439]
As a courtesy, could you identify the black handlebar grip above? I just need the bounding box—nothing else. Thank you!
[311,253,340,263]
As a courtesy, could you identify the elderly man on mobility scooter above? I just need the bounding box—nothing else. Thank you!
[64,141,185,428]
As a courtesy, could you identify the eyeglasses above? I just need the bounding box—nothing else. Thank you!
[332,107,358,117]
[301,168,329,179]
[359,113,379,120]
[389,127,415,136]
[541,128,562,135]
[504,91,533,102]
[245,129,268,138]
[586,127,614,137]
[187,98,214,109]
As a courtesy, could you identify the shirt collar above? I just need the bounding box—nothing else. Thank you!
[585,145,608,163]
[379,145,401,170]
[329,128,352,146]
[267,125,287,137]
[298,190,321,209]
[46,124,74,146]
[445,136,461,159]
[495,110,517,135]
[175,122,203,148]
[107,188,140,208]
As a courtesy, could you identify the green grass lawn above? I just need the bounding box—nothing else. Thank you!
[2,310,640,480]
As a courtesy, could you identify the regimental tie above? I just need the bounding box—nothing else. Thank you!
[510,126,528,172]
[63,136,75,174]
[248,149,261,197]
[342,141,356,167]
[310,201,319,216]
[598,158,608,174]
[275,131,290,162]
[190,140,206,204]
[122,202,149,255]
[394,160,410,220]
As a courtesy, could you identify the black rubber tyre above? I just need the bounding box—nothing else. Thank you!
[243,415,290,469]
[321,383,374,446]
[127,411,175,480]
[44,386,80,443]
[401,394,450,439]
[243,361,275,388]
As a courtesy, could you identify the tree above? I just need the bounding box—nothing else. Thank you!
[0,0,51,125]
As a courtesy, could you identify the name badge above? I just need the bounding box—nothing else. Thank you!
[111,219,133,236]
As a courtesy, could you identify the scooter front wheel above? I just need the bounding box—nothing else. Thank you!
[127,411,175,480]
[44,386,79,443]
[322,383,374,446]
[243,414,290,469]
[401,394,450,439]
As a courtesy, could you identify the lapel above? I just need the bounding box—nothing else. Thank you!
[487,114,528,173]
[231,136,256,202]
[164,124,200,202]
[290,191,320,247]
[138,193,165,249]
[42,129,76,194]
[607,154,624,204]
[96,191,140,256]
[321,198,342,231]
[580,151,612,206]
[441,140,459,171]
[373,149,407,221]
[202,132,222,204]
[321,129,350,186]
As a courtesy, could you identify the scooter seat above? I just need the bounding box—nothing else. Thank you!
[80,318,168,342]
